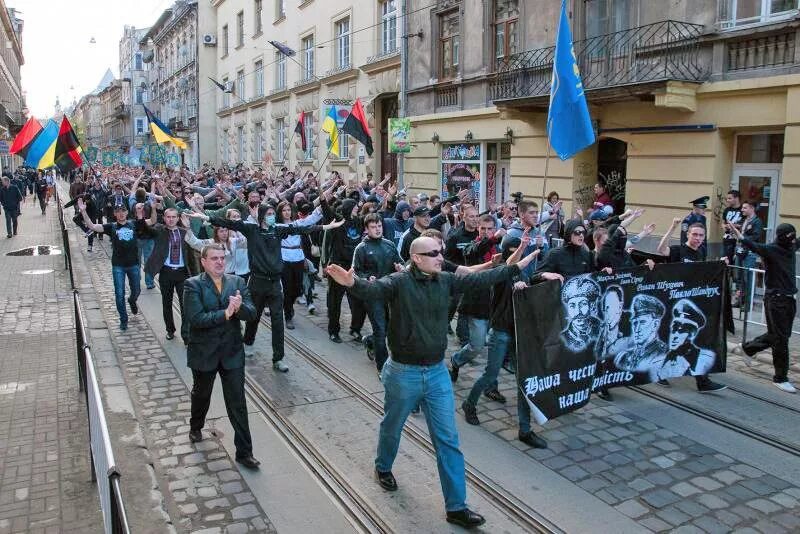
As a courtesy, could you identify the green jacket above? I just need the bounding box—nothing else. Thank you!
[349,264,520,365]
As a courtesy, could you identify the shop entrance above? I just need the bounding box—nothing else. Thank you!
[597,138,627,214]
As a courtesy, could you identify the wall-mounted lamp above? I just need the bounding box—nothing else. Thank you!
[431,132,440,144]
[504,126,514,144]
[465,130,473,141]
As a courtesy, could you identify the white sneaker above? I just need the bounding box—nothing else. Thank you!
[774,382,797,394]
[298,296,307,305]
[729,342,742,355]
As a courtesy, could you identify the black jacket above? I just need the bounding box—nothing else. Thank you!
[445,224,478,265]
[211,217,321,279]
[597,225,636,270]
[534,220,596,281]
[349,264,520,365]
[322,199,363,267]
[352,236,402,279]
[184,273,257,371]
[742,238,798,294]
[459,236,500,318]
[0,184,22,211]
[136,222,193,277]
[398,225,422,262]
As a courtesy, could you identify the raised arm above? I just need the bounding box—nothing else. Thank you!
[76,198,105,233]
[657,217,682,256]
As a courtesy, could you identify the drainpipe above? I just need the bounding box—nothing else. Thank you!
[398,0,408,189]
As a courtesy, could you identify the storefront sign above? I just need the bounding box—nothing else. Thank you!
[442,143,480,161]
[514,262,727,424]
[388,118,411,153]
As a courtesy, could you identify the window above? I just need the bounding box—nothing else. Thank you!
[134,52,143,71]
[339,133,349,159]
[736,133,784,163]
[237,126,245,162]
[255,0,263,34]
[254,60,264,96]
[381,1,398,54]
[303,113,314,159]
[237,70,246,100]
[222,24,229,56]
[135,117,146,135]
[276,0,286,20]
[439,11,460,79]
[276,118,286,160]
[223,129,230,162]
[586,0,631,39]
[494,0,519,67]
[222,77,230,108]
[335,17,351,68]
[237,11,244,47]
[302,35,315,80]
[135,87,146,104]
[718,0,798,29]
[275,51,286,89]
[254,122,264,161]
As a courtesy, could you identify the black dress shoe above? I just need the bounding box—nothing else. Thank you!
[448,362,459,382]
[128,298,138,315]
[188,429,202,443]
[483,388,506,404]
[518,430,548,449]
[374,469,397,491]
[462,401,480,425]
[596,387,613,401]
[166,332,175,340]
[329,333,342,343]
[446,508,486,529]
[236,455,261,469]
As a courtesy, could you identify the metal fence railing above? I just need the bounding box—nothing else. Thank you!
[56,183,130,533]
[728,263,800,341]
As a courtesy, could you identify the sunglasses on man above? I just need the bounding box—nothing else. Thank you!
[416,248,444,258]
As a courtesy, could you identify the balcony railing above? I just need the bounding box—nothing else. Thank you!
[726,31,797,71]
[114,104,130,119]
[491,20,707,102]
[435,85,459,109]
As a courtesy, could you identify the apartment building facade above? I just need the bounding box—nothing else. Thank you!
[405,0,800,244]
[212,0,401,179]
[141,0,217,169]
[119,26,151,151]
[98,80,126,150]
[0,4,24,171]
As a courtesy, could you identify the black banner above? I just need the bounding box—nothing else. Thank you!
[513,262,727,424]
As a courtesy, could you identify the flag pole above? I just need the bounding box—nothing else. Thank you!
[281,128,297,165]
[540,138,551,213]
[313,128,339,177]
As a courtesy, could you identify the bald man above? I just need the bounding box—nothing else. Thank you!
[326,236,539,529]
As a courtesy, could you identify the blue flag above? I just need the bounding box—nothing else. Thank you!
[547,1,595,161]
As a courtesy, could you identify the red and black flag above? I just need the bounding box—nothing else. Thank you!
[294,111,307,152]
[54,116,83,173]
[9,117,43,160]
[342,98,373,156]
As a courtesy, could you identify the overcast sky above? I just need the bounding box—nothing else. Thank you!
[15,0,173,118]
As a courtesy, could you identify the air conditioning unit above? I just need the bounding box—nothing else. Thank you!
[202,34,217,46]
[223,81,235,93]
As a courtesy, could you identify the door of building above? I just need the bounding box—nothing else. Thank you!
[732,168,780,242]
[379,95,398,180]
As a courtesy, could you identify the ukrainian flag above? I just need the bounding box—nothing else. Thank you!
[321,105,339,157]
[144,105,188,150]
[24,119,60,169]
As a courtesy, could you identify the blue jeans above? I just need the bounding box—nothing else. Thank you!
[465,328,507,406]
[376,359,467,512]
[138,238,155,288]
[737,252,758,309]
[112,265,141,325]
[451,317,489,368]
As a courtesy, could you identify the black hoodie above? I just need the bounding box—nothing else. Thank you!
[742,223,799,295]
[597,224,636,270]
[322,198,364,267]
[533,219,596,281]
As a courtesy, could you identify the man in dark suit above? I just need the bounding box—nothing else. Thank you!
[137,206,192,343]
[183,243,260,469]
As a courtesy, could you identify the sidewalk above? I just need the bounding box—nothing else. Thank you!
[0,196,102,533]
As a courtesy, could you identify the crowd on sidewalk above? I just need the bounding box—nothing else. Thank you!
[45,161,797,529]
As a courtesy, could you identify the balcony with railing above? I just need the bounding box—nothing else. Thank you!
[491,20,708,106]
[114,104,130,119]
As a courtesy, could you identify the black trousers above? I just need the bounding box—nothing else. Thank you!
[327,276,365,335]
[743,293,795,383]
[281,259,305,320]
[244,276,284,361]
[190,365,252,458]
[365,300,389,370]
[37,194,47,213]
[159,266,189,341]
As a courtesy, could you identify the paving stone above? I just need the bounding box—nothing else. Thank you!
[639,516,672,533]
[772,512,800,530]
[711,470,743,485]
[577,477,607,493]
[691,515,729,534]
[769,492,799,509]
[644,471,673,486]
[675,500,708,518]
[178,503,198,515]
[204,498,230,509]
[641,489,680,509]
[758,475,793,491]
[695,493,729,510]
[559,465,588,482]
[655,505,692,527]
[628,478,655,492]
[225,523,250,534]
[230,504,259,520]
[671,482,701,498]
[713,509,741,528]
[614,499,649,519]
[691,476,723,491]
[746,498,782,514]
[651,456,675,469]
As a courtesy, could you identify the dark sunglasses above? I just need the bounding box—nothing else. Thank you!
[416,248,444,258]
[572,229,586,236]
[183,190,192,194]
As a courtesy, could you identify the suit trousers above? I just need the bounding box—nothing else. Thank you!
[190,365,252,458]
[159,266,189,341]
[244,276,285,361]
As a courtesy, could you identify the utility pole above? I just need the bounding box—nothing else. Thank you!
[398,0,408,189]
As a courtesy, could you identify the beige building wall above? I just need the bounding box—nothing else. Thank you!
[212,0,400,180]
